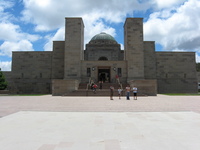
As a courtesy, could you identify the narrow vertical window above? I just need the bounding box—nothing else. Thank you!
[87,68,91,77]
[118,68,122,77]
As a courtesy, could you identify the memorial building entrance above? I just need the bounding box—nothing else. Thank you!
[98,67,110,83]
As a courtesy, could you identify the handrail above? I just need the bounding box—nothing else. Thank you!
[86,77,92,90]
[116,76,123,89]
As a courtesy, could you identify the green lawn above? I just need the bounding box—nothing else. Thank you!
[163,93,200,96]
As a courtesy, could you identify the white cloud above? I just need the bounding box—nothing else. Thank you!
[0,61,11,71]
[196,53,200,63]
[0,40,34,57]
[44,27,65,51]
[0,1,41,58]
[0,1,14,21]
[0,22,40,42]
[43,15,117,51]
[144,0,200,51]
[83,14,117,45]
[151,0,186,9]
[1,0,200,64]
[21,0,147,31]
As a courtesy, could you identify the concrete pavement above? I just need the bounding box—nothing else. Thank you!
[0,95,200,150]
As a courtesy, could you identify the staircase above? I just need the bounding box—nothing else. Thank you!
[64,83,127,96]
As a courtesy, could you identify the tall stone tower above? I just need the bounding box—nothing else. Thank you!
[124,18,144,80]
[64,17,84,80]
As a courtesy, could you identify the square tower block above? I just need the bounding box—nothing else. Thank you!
[64,18,84,80]
[124,18,144,80]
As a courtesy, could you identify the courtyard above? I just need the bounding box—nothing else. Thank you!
[0,95,200,150]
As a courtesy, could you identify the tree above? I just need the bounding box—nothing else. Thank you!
[0,68,7,90]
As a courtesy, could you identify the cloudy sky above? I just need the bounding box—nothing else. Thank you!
[0,0,200,71]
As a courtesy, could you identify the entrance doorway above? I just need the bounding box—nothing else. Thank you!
[98,67,110,82]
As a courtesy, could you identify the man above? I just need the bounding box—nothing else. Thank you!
[126,85,130,100]
[133,86,138,100]
[110,85,114,100]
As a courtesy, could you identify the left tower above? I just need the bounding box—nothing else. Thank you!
[64,17,84,80]
[52,18,84,95]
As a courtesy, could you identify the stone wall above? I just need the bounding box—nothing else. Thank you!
[80,61,127,83]
[52,79,79,96]
[156,52,198,93]
[144,41,156,79]
[128,79,157,96]
[197,72,200,82]
[52,41,64,79]
[10,51,52,94]
[85,43,122,61]
[10,79,51,94]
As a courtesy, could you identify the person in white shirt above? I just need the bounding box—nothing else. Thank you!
[133,86,138,100]
[118,87,123,99]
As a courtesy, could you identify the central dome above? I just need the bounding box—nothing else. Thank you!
[91,32,116,41]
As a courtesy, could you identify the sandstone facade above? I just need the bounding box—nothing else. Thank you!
[3,17,198,95]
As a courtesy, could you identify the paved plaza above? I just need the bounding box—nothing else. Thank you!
[0,95,200,150]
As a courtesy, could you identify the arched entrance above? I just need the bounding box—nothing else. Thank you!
[98,67,110,82]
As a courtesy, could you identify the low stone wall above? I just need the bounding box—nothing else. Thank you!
[52,79,79,96]
[157,78,198,94]
[0,90,9,94]
[128,79,157,96]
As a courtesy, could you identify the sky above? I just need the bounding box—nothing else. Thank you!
[0,0,200,71]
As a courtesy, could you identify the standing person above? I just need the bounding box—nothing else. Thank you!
[99,81,103,90]
[93,83,98,93]
[133,86,138,100]
[110,85,114,100]
[118,86,122,99]
[126,85,130,100]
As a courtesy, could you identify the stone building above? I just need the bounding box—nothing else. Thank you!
[3,17,198,95]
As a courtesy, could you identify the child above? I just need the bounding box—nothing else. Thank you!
[118,87,123,99]
[133,86,138,100]
[93,84,98,93]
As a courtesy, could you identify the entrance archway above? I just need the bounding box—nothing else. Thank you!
[98,67,110,82]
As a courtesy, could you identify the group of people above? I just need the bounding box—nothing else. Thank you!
[110,85,138,100]
[91,81,138,100]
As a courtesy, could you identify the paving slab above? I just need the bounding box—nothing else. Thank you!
[0,111,200,150]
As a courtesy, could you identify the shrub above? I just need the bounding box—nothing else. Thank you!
[0,68,7,90]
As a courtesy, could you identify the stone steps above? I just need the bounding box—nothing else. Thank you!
[63,83,127,96]
[79,83,126,90]
[64,89,127,96]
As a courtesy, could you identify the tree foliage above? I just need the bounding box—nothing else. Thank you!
[0,68,7,90]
